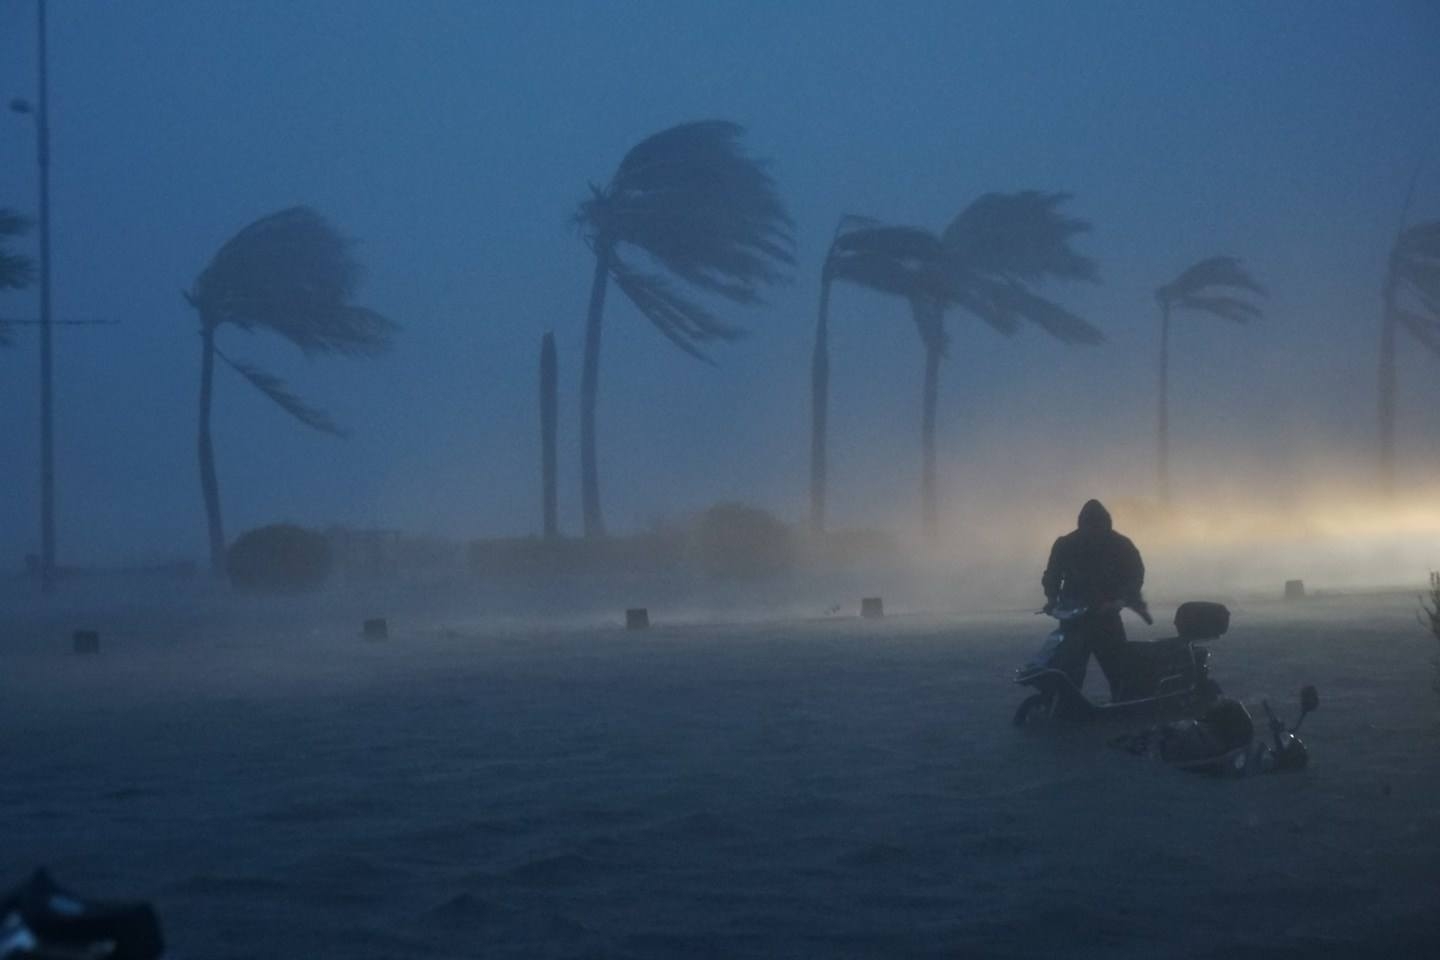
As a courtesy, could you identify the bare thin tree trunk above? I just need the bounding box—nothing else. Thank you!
[540,331,558,539]
[580,244,612,539]
[808,271,832,536]
[35,0,56,592]
[1379,284,1398,496]
[917,299,942,542]
[197,323,225,575]
[1158,300,1171,504]
[921,342,940,540]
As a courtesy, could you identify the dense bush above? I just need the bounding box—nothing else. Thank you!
[227,523,333,592]
[689,502,794,580]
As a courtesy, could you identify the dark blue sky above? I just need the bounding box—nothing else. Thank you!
[2,1,1438,564]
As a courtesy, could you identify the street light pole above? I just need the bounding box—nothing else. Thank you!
[34,0,56,592]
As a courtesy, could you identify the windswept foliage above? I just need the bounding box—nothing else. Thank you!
[575,121,795,536]
[1379,217,1440,490]
[1156,255,1266,322]
[191,206,394,359]
[576,120,795,357]
[1387,220,1440,353]
[189,206,394,573]
[0,208,34,346]
[0,209,33,293]
[941,192,1103,345]
[214,349,346,438]
[942,191,1098,285]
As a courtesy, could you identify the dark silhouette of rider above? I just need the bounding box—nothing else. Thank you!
[1042,499,1152,701]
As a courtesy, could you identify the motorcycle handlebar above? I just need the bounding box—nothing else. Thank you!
[1039,601,1154,625]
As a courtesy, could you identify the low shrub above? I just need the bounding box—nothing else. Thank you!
[1423,572,1440,698]
[689,502,794,580]
[227,523,333,592]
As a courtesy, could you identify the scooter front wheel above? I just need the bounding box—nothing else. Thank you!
[1013,692,1056,728]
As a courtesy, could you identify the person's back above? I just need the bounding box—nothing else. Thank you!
[1041,499,1149,699]
[1042,499,1145,612]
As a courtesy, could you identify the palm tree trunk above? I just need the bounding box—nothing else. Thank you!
[808,271,832,536]
[1379,285,1398,496]
[920,319,941,542]
[580,243,612,539]
[35,0,56,592]
[1158,301,1171,504]
[540,332,558,540]
[197,323,225,575]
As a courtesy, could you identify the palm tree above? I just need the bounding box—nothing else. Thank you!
[809,217,950,534]
[1154,256,1264,502]
[573,120,795,538]
[933,192,1102,532]
[1379,219,1440,492]
[187,206,395,575]
[808,193,1101,538]
[0,209,34,345]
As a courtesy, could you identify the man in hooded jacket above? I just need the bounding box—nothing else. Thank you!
[1042,499,1151,701]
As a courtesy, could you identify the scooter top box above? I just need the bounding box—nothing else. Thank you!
[1174,601,1230,641]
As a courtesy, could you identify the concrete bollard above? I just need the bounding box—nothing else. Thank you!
[861,597,884,619]
[1283,580,1306,601]
[72,630,100,655]
[362,618,389,640]
[626,608,650,630]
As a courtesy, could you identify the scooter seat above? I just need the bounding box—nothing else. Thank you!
[1125,637,1191,664]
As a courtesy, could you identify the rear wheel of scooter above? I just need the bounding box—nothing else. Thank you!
[1013,693,1056,728]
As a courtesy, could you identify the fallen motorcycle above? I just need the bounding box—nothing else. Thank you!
[0,870,163,960]
[1112,685,1319,777]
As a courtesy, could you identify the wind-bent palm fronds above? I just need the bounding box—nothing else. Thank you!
[942,191,1098,285]
[1380,219,1440,490]
[0,209,34,345]
[808,193,1100,539]
[187,206,395,574]
[1154,256,1264,501]
[574,120,795,537]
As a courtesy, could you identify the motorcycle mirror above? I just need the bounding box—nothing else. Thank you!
[1300,685,1319,714]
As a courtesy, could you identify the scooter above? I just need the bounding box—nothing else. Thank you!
[1012,600,1229,726]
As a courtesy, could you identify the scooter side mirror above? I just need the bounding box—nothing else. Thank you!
[1300,685,1319,714]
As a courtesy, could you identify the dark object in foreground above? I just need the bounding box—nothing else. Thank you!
[626,608,650,630]
[71,631,99,655]
[861,597,884,619]
[1013,601,1226,726]
[1113,685,1318,777]
[1284,579,1306,600]
[226,523,332,593]
[0,869,163,960]
[362,618,388,641]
